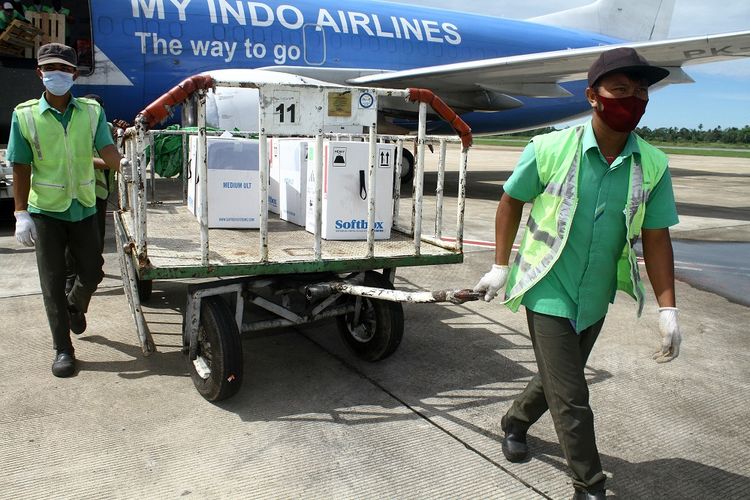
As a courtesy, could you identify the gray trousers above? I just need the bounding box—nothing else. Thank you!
[32,213,104,353]
[505,308,607,492]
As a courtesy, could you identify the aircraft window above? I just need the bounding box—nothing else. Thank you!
[170,22,182,39]
[368,37,379,51]
[252,28,265,42]
[271,29,283,44]
[385,39,396,53]
[445,44,458,60]
[122,19,137,35]
[431,44,442,58]
[330,33,341,49]
[212,25,226,41]
[98,16,113,35]
[145,20,159,35]
[232,26,245,42]
[288,29,303,46]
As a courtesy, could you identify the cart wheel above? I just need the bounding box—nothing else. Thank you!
[137,279,153,302]
[187,296,244,402]
[399,148,414,185]
[336,271,404,361]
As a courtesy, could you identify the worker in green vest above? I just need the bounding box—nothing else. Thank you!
[63,93,117,295]
[0,1,25,31]
[7,43,125,378]
[473,48,682,500]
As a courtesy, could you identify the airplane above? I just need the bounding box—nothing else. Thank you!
[1,0,749,153]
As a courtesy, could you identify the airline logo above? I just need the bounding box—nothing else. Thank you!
[129,1,463,65]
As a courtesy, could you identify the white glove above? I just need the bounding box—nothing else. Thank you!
[14,210,37,247]
[120,158,133,182]
[653,307,681,363]
[473,264,509,302]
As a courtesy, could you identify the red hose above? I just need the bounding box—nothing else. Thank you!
[408,88,473,150]
[137,75,215,129]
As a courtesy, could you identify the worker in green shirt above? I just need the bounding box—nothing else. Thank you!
[473,48,682,500]
[8,43,126,378]
[0,1,25,31]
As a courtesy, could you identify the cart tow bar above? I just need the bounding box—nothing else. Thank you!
[306,283,482,305]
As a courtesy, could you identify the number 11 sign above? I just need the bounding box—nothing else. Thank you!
[259,84,378,136]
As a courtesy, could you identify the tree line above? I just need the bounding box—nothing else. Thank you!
[506,125,750,145]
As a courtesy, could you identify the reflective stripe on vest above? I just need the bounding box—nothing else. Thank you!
[15,98,100,212]
[503,126,668,317]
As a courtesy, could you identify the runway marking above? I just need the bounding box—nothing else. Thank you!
[675,265,703,271]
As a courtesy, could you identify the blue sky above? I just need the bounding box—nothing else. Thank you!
[394,0,750,129]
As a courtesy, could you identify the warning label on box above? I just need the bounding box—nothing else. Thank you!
[332,148,347,167]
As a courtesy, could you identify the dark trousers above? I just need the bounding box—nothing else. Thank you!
[32,213,104,353]
[65,197,107,290]
[505,309,607,492]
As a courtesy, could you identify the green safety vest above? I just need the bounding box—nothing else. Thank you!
[15,97,101,212]
[0,9,24,29]
[503,125,669,317]
[94,122,116,200]
[94,166,116,200]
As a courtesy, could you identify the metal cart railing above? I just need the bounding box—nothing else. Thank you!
[115,75,479,401]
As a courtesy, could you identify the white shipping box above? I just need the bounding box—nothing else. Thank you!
[187,136,260,228]
[267,139,281,214]
[272,139,308,226]
[306,141,395,240]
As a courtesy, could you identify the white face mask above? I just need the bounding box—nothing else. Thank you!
[42,70,75,96]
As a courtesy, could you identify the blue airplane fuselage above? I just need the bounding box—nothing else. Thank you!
[81,0,620,133]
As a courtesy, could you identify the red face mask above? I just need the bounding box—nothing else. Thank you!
[594,94,648,133]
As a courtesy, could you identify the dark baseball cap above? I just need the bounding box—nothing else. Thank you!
[588,47,669,87]
[37,42,77,68]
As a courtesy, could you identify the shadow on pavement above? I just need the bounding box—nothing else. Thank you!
[78,334,188,379]
[531,435,750,498]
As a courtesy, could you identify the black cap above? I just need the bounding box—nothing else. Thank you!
[37,42,77,68]
[588,47,669,87]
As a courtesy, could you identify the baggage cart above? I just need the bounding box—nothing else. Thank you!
[116,74,479,401]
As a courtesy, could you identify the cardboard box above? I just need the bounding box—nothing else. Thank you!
[306,141,395,240]
[271,139,308,226]
[187,136,260,228]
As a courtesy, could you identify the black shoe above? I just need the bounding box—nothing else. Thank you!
[572,488,606,500]
[501,414,529,462]
[68,304,86,335]
[52,351,76,378]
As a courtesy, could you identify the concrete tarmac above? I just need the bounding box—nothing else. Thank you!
[1,147,748,499]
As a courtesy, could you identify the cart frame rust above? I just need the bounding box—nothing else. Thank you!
[115,76,477,401]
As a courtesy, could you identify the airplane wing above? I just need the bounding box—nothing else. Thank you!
[347,31,750,99]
